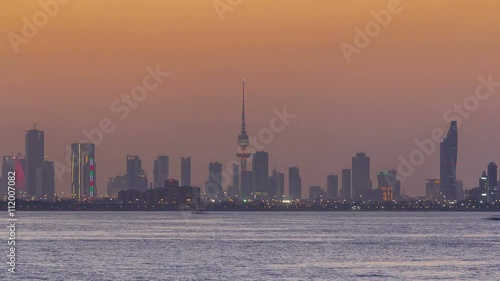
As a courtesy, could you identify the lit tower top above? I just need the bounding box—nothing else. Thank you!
[237,79,251,171]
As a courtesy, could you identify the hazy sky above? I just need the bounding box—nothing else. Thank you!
[1,0,500,197]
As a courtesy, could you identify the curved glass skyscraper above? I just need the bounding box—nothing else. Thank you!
[440,121,458,200]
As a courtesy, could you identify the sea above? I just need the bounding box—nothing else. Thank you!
[1,211,499,281]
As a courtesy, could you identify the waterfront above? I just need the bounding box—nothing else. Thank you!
[3,212,500,280]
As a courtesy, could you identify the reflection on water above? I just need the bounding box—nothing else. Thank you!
[1,211,499,281]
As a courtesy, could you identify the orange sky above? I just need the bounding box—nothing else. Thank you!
[1,0,500,196]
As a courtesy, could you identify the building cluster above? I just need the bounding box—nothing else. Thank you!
[1,83,498,205]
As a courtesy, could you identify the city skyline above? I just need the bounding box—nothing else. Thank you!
[2,1,500,197]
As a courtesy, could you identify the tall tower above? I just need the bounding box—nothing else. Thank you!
[181,157,191,186]
[25,124,44,198]
[440,121,458,201]
[352,152,371,201]
[236,80,253,200]
[71,143,96,199]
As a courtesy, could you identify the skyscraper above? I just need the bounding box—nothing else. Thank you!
[181,157,191,186]
[289,167,302,200]
[71,143,97,199]
[25,125,44,197]
[127,155,148,191]
[377,170,400,201]
[153,155,169,188]
[341,169,351,200]
[425,179,440,201]
[240,171,253,200]
[440,121,458,200]
[479,171,488,202]
[206,162,223,199]
[309,186,324,200]
[231,163,240,197]
[326,174,339,199]
[270,169,285,199]
[253,151,269,198]
[42,161,55,199]
[487,162,497,202]
[352,152,371,201]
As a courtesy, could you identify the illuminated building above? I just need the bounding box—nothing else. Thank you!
[71,143,97,199]
[440,121,458,200]
[479,171,488,202]
[377,170,400,201]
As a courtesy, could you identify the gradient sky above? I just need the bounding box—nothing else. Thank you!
[1,0,500,197]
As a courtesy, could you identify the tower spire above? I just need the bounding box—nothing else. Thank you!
[241,79,246,135]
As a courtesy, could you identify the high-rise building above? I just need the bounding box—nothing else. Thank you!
[377,170,400,201]
[25,126,44,197]
[240,170,253,200]
[289,167,302,200]
[309,186,324,200]
[269,169,285,199]
[352,152,371,201]
[426,179,440,201]
[153,155,169,188]
[71,143,97,199]
[206,162,222,199]
[42,161,55,199]
[127,155,148,191]
[479,171,488,202]
[440,121,458,200]
[341,169,351,200]
[231,164,240,198]
[326,174,339,199]
[253,151,269,198]
[181,157,191,186]
[456,179,464,200]
[107,175,127,197]
[487,162,497,202]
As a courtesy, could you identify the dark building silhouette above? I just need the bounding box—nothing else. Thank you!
[206,162,222,199]
[309,186,324,200]
[289,167,302,200]
[153,155,169,188]
[181,157,191,186]
[71,143,96,199]
[341,169,351,200]
[253,151,269,199]
[478,171,488,202]
[426,179,440,201]
[240,170,253,200]
[25,126,44,197]
[352,152,371,201]
[440,121,458,200]
[269,169,285,199]
[126,155,148,191]
[487,162,497,202]
[230,163,239,198]
[107,175,127,197]
[326,174,339,199]
[42,161,55,200]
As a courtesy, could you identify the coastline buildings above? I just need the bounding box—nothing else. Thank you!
[236,80,252,199]
[206,162,222,199]
[326,174,339,199]
[269,169,285,199]
[126,155,148,191]
[440,121,458,200]
[377,170,401,201]
[253,151,269,199]
[309,186,324,200]
[341,169,351,200]
[153,155,169,188]
[107,175,127,197]
[71,143,96,199]
[352,152,371,201]
[426,179,440,201]
[487,162,497,202]
[181,157,191,186]
[289,167,302,200]
[25,126,45,198]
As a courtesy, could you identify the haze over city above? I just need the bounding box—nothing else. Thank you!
[1,0,500,197]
